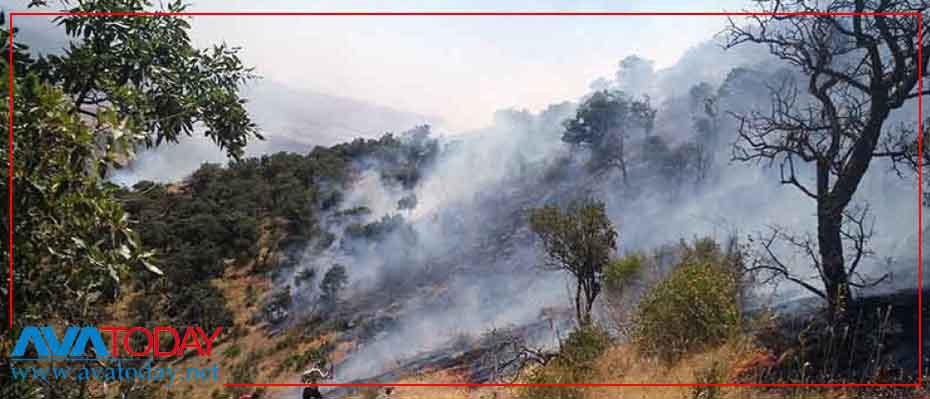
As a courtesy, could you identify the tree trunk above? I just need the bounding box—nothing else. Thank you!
[574,280,584,324]
[816,106,889,322]
[817,161,851,322]
[817,204,850,322]
[618,133,629,187]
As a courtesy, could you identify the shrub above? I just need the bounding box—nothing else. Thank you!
[344,214,410,242]
[275,341,334,375]
[294,268,317,286]
[603,252,643,290]
[523,365,585,399]
[602,252,645,331]
[521,324,610,399]
[226,351,260,397]
[692,361,726,399]
[334,206,372,218]
[632,239,742,363]
[560,323,611,365]
[223,345,242,359]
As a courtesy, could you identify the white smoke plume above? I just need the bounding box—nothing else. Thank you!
[273,33,925,385]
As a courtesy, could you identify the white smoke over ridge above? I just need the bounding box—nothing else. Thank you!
[272,32,926,386]
[109,80,440,186]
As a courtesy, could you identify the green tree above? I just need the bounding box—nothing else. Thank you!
[1,2,260,396]
[562,90,655,185]
[0,65,163,399]
[30,0,261,159]
[1,67,160,327]
[529,199,617,324]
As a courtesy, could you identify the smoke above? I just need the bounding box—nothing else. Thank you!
[13,0,923,387]
[109,79,440,186]
[97,17,922,385]
[268,31,925,386]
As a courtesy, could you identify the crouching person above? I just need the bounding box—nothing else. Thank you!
[301,368,328,399]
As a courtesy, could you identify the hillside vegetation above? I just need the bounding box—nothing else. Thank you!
[3,1,929,399]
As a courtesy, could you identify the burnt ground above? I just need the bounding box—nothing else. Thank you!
[324,313,574,398]
[758,287,929,384]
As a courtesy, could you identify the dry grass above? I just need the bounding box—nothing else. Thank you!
[160,263,299,399]
[97,227,926,399]
[576,340,758,399]
[98,229,328,399]
[346,338,764,399]
[340,369,514,399]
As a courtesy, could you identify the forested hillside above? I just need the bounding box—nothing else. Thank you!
[116,129,438,344]
[2,1,929,399]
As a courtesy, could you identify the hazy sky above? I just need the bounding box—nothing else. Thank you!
[9,0,754,131]
[183,0,753,131]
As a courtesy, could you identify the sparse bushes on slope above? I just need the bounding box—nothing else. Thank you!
[344,214,413,242]
[632,238,743,363]
[522,324,611,399]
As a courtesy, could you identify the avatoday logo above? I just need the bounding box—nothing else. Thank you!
[11,326,222,360]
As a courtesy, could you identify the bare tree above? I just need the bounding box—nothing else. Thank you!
[726,0,929,321]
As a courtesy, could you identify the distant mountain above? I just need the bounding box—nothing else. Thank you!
[243,80,441,148]
[110,80,441,185]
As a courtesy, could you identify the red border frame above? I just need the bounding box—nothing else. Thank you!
[5,10,924,390]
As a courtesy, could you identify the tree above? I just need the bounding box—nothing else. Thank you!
[529,199,618,324]
[1,2,260,397]
[397,194,418,211]
[30,0,262,160]
[725,0,929,321]
[0,62,161,399]
[689,82,719,182]
[641,135,680,184]
[614,55,656,96]
[689,82,720,148]
[319,264,348,305]
[562,90,655,185]
[2,67,160,326]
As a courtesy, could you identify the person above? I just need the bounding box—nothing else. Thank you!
[375,387,394,399]
[301,368,327,399]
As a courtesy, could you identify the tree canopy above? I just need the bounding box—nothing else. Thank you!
[29,0,261,159]
[1,2,261,397]
[562,90,655,184]
[529,199,617,324]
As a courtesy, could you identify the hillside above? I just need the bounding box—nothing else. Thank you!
[5,2,930,399]
[101,32,928,398]
[104,103,928,399]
